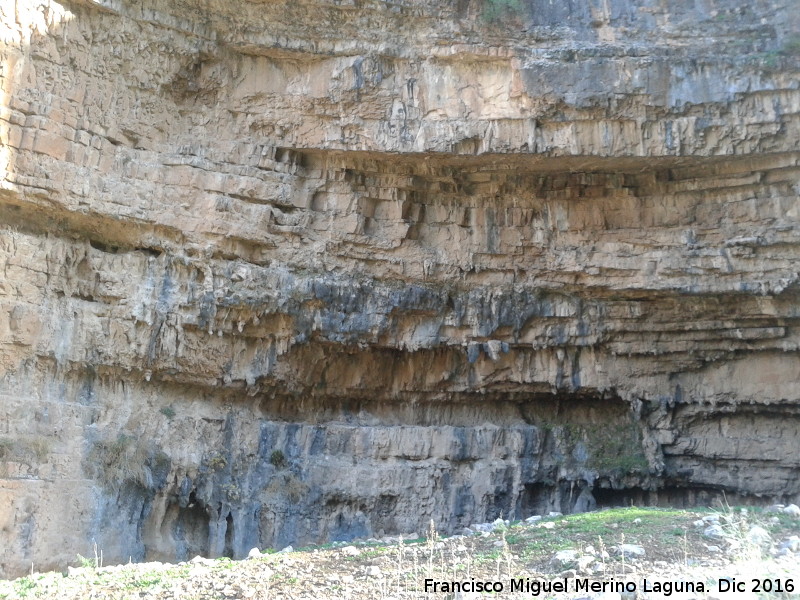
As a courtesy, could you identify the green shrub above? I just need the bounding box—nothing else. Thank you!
[270,450,288,469]
[482,0,523,23]
[75,554,97,569]
[85,434,170,491]
[0,438,13,460]
[0,437,50,463]
[207,454,227,471]
[781,34,800,55]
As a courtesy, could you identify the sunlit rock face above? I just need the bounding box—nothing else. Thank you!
[1,0,799,577]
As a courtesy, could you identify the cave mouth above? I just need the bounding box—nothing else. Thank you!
[517,482,557,516]
[174,493,211,560]
[515,480,598,516]
[514,481,782,516]
[593,486,654,509]
[591,484,775,510]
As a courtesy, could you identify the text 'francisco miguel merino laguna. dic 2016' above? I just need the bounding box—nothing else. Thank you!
[424,577,795,595]
[424,577,710,596]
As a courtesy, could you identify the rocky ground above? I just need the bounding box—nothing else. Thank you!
[1,505,799,599]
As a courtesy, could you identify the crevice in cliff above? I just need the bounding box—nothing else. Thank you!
[174,493,211,561]
[223,513,235,559]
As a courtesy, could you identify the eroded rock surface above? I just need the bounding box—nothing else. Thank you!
[1,0,799,577]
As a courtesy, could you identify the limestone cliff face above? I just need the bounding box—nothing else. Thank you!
[1,0,799,577]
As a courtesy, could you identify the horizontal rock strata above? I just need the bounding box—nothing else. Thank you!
[1,0,799,577]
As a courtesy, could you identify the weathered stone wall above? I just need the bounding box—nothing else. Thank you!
[1,0,799,577]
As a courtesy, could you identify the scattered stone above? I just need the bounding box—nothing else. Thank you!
[279,545,294,553]
[559,569,577,579]
[525,515,542,524]
[576,555,595,573]
[783,504,800,517]
[548,511,563,517]
[693,519,705,528]
[7,506,800,600]
[537,521,556,529]
[704,524,725,539]
[614,544,646,558]
[247,547,261,559]
[187,564,211,579]
[462,527,475,536]
[551,549,578,568]
[779,536,800,552]
[702,514,720,524]
[746,525,770,545]
[767,504,785,513]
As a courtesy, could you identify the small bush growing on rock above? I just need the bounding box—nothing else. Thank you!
[782,34,800,55]
[75,554,97,569]
[0,436,50,463]
[84,434,170,492]
[222,483,241,501]
[266,472,308,503]
[270,450,288,469]
[482,0,523,23]
[0,438,14,460]
[207,454,227,471]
